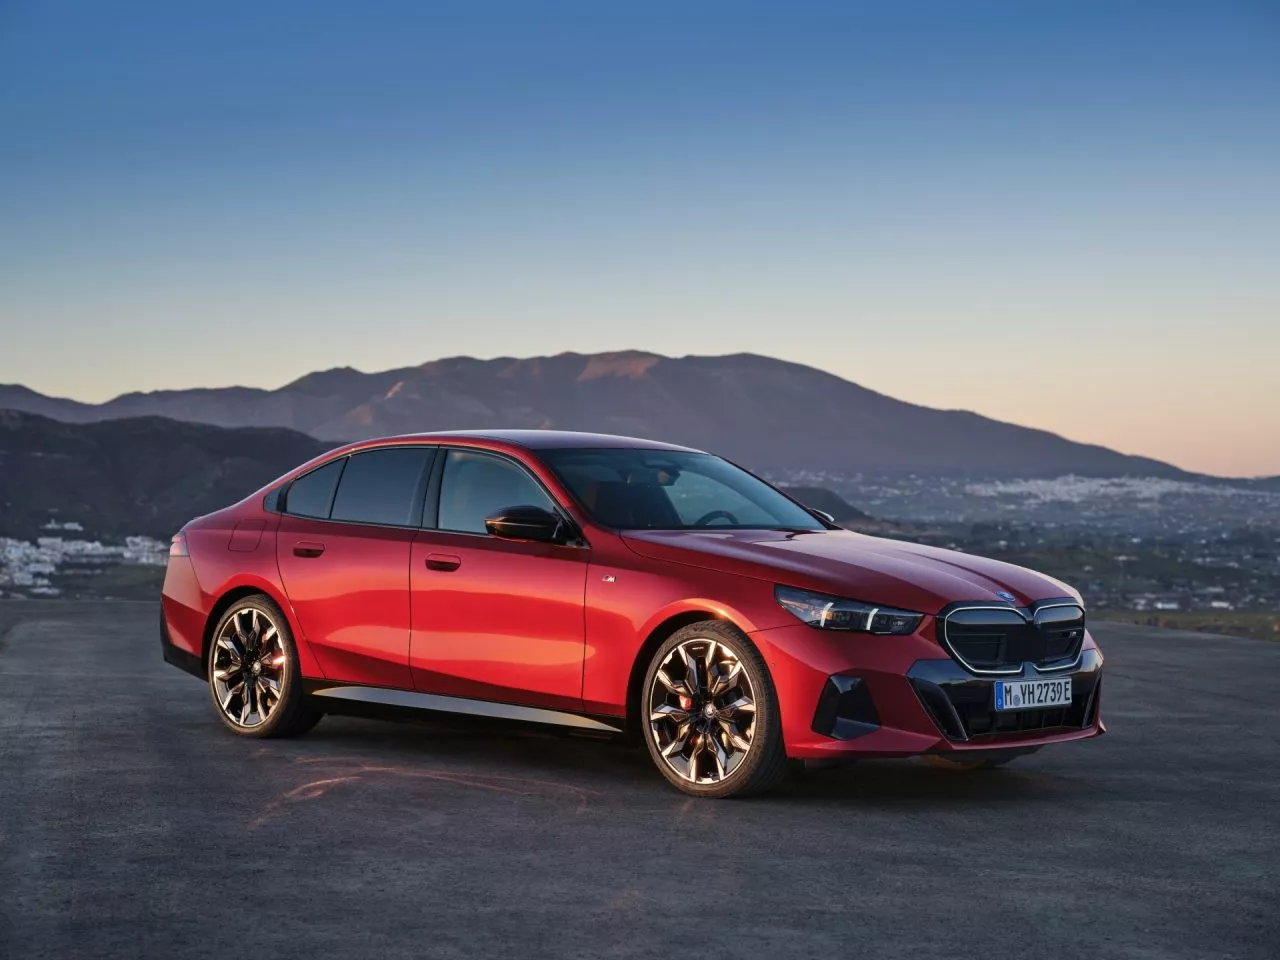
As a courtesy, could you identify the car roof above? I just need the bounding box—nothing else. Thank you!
[388,429,704,453]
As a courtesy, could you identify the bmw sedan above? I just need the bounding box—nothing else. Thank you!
[160,430,1104,798]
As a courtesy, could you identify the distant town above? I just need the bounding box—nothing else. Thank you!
[1,522,168,598]
[776,472,1280,640]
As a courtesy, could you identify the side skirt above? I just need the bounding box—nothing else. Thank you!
[301,681,626,736]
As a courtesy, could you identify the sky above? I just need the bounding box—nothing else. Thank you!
[1,1,1277,477]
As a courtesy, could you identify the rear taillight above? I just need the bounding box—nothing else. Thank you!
[169,532,189,558]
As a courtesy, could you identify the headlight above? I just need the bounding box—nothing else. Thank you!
[775,585,923,635]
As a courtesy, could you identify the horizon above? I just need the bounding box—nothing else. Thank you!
[2,1,1278,476]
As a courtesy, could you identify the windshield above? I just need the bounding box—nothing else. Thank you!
[542,448,825,531]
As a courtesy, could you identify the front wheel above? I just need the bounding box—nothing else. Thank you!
[642,621,788,798]
[208,594,322,738]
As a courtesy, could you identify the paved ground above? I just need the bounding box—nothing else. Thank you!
[1,602,1277,959]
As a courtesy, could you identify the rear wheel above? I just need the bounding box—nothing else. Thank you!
[642,621,788,798]
[208,595,322,738]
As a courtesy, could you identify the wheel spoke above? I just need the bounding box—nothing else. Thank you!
[213,665,241,682]
[239,683,253,725]
[717,718,752,752]
[220,684,239,712]
[685,743,700,782]
[699,642,718,695]
[259,625,278,654]
[655,668,684,697]
[678,645,700,698]
[710,659,742,697]
[661,724,691,758]
[257,678,276,717]
[722,695,755,714]
[650,703,690,725]
[708,732,729,779]
[216,635,243,665]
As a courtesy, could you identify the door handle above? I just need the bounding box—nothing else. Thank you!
[293,542,326,558]
[425,553,461,572]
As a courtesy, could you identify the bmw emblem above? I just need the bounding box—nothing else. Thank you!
[995,591,1017,603]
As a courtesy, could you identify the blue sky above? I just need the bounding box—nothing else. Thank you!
[1,1,1277,475]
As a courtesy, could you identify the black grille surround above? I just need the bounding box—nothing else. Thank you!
[908,650,1103,743]
[938,598,1086,675]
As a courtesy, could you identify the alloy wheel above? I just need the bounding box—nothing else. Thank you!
[211,606,287,729]
[648,637,756,784]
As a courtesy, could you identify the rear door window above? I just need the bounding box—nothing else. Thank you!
[329,447,435,527]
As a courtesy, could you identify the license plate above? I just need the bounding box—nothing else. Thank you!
[995,677,1072,711]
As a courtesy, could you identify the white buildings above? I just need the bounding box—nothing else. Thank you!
[0,534,169,598]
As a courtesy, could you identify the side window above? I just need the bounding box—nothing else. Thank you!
[330,448,434,527]
[437,450,555,534]
[284,458,346,519]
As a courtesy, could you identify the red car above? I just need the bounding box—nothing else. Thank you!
[160,430,1104,798]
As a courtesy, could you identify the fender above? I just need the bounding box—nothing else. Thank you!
[203,572,326,680]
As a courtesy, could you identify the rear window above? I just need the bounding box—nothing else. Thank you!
[329,447,434,527]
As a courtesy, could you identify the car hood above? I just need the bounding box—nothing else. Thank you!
[621,528,1080,614]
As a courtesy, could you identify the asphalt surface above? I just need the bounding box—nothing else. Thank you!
[1,602,1277,960]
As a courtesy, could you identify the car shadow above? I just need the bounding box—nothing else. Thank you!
[281,712,1093,810]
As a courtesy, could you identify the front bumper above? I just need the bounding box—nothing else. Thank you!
[752,622,1104,759]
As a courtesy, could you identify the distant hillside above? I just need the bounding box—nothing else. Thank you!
[1,351,1196,479]
[0,411,331,539]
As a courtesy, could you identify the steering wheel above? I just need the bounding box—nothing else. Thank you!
[693,509,739,527]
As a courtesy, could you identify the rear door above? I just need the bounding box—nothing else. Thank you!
[409,447,589,711]
[276,446,435,689]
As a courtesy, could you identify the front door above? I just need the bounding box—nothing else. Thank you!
[276,446,435,689]
[410,448,588,711]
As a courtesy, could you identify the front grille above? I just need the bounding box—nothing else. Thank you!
[940,601,1085,673]
[908,654,1102,743]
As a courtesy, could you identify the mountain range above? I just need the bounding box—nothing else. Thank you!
[0,411,330,539]
[0,351,1204,479]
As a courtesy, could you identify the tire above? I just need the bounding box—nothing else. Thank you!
[207,594,322,738]
[641,620,788,798]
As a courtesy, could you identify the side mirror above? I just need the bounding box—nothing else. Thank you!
[484,505,565,543]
